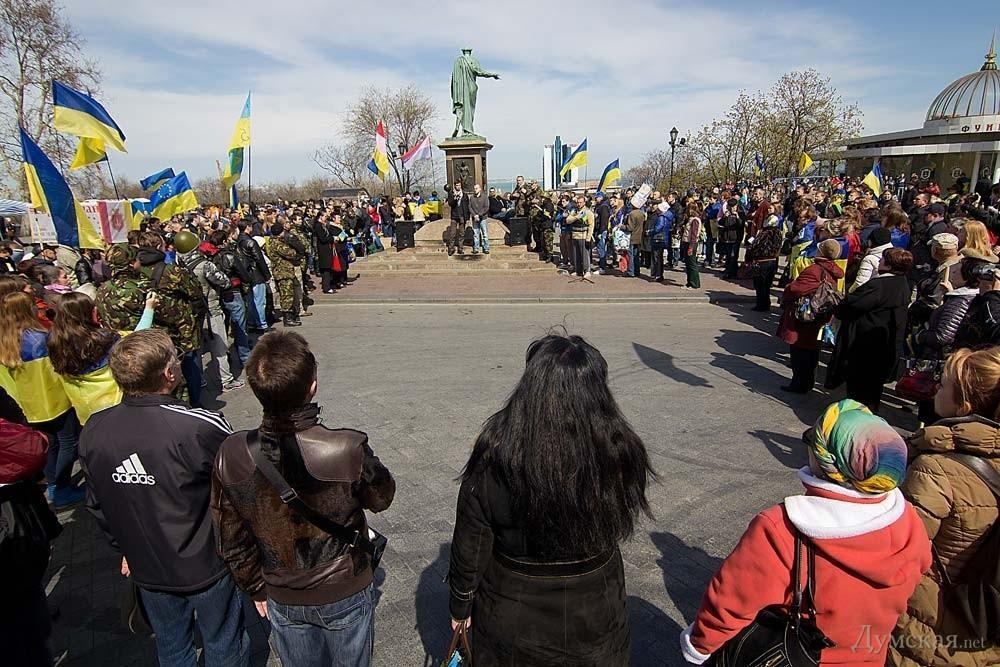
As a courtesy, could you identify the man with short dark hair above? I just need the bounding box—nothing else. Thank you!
[80,330,249,667]
[448,180,471,256]
[212,331,395,667]
[235,221,271,331]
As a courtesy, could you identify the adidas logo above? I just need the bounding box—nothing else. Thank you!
[112,453,156,485]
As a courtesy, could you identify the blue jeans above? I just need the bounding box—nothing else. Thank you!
[472,218,490,251]
[139,574,249,667]
[42,410,80,491]
[597,231,609,270]
[628,246,640,277]
[267,584,374,667]
[221,293,251,365]
[249,283,267,329]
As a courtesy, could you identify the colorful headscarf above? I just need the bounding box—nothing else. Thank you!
[809,399,907,494]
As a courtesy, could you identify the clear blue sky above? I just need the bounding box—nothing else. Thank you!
[63,0,999,184]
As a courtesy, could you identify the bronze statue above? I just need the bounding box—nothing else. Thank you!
[450,48,499,138]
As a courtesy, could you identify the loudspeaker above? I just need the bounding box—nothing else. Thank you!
[507,217,529,246]
[395,221,415,251]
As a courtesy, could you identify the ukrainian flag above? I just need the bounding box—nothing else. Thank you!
[862,161,883,197]
[223,93,250,188]
[140,167,175,191]
[0,331,71,424]
[70,137,107,170]
[52,80,126,153]
[754,153,765,177]
[129,200,151,229]
[560,139,587,177]
[150,172,199,220]
[597,158,621,191]
[367,120,390,178]
[20,127,102,249]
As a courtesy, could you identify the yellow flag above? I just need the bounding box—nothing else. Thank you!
[798,152,813,175]
[69,137,107,170]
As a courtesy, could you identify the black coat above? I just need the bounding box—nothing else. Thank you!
[955,291,1000,349]
[450,191,471,222]
[313,221,334,270]
[448,468,630,666]
[826,274,911,389]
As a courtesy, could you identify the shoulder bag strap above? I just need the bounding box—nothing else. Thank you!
[945,452,1000,499]
[790,532,803,618]
[245,429,376,556]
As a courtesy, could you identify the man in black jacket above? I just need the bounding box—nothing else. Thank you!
[448,180,471,256]
[235,221,271,332]
[80,330,249,666]
[593,192,612,273]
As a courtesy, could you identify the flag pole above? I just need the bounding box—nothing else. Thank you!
[247,143,252,206]
[104,155,121,199]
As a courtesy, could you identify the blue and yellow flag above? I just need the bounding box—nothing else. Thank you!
[754,153,765,177]
[150,172,199,220]
[597,158,621,191]
[70,137,107,170]
[223,93,250,188]
[52,80,126,153]
[228,184,238,209]
[560,138,587,177]
[140,167,175,191]
[366,120,390,178]
[20,127,102,249]
[129,200,151,229]
[862,161,883,197]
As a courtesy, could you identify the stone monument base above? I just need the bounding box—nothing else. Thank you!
[412,218,509,247]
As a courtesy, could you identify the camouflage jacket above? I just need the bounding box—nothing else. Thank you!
[137,260,205,353]
[265,235,301,281]
[97,270,146,333]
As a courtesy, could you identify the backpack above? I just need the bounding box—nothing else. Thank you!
[936,453,1000,643]
[794,265,843,323]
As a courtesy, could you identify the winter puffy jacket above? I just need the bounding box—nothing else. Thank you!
[683,468,930,666]
[914,287,978,354]
[954,291,1000,349]
[889,416,1000,667]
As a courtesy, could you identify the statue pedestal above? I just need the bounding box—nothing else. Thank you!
[413,218,509,247]
[437,135,492,194]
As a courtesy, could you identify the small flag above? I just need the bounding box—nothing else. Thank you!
[401,137,432,170]
[367,120,390,177]
[754,153,765,177]
[129,200,151,229]
[69,137,108,170]
[560,138,588,177]
[228,184,238,209]
[862,161,884,197]
[52,80,126,153]
[140,167,176,191]
[150,172,199,220]
[798,152,814,175]
[597,159,621,191]
[20,127,102,248]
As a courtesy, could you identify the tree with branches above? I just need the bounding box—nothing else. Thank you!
[313,85,439,195]
[0,0,102,197]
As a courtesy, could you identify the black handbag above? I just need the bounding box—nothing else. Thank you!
[708,533,834,667]
[245,429,388,570]
[120,581,153,635]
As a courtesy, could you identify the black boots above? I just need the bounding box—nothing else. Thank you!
[283,313,302,327]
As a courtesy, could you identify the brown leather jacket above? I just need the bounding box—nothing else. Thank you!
[211,405,395,606]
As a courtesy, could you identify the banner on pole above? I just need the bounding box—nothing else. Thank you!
[81,200,129,244]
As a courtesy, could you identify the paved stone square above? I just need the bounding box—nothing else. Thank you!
[47,301,918,666]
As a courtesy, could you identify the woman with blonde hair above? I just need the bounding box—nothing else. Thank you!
[956,219,997,262]
[0,291,81,507]
[890,347,1000,666]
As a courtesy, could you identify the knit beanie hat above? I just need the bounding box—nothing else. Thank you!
[809,400,907,494]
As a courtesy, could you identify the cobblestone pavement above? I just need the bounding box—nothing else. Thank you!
[47,301,919,666]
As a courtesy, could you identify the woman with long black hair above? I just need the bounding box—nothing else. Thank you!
[447,333,656,665]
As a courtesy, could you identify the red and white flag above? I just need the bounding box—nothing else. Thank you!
[401,136,432,170]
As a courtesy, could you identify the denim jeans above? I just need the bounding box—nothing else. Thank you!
[139,574,249,667]
[472,218,490,251]
[205,309,234,386]
[628,246,640,277]
[180,351,203,408]
[268,584,374,667]
[42,410,80,491]
[597,231,609,270]
[221,293,251,366]
[651,240,666,280]
[704,236,716,265]
[250,283,267,329]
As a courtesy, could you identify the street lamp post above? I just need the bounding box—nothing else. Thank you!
[668,127,686,192]
[387,142,409,195]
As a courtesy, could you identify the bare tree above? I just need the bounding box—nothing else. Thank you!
[0,0,101,196]
[313,84,438,195]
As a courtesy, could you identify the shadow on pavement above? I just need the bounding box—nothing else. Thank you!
[629,595,685,667]
[414,543,451,667]
[650,531,723,626]
[632,342,712,388]
[747,429,809,469]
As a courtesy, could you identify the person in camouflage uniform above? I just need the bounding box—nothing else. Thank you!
[286,221,313,317]
[96,243,145,331]
[528,186,556,262]
[264,222,304,327]
[134,236,205,356]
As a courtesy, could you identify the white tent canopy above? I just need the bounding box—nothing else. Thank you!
[0,198,28,216]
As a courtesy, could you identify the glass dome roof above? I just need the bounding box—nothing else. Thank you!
[925,36,999,123]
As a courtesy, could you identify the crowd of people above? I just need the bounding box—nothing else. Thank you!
[1,170,1000,667]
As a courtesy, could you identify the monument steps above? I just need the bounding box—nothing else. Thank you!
[353,246,555,275]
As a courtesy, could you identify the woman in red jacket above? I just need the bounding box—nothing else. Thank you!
[777,239,844,393]
[681,399,931,666]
